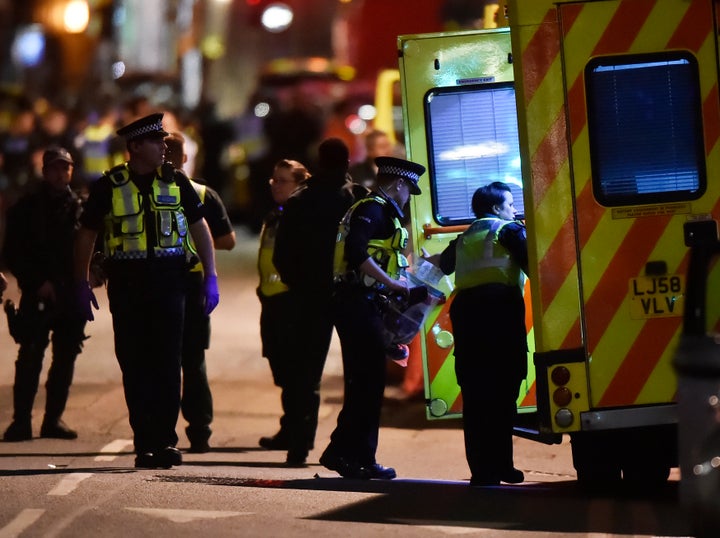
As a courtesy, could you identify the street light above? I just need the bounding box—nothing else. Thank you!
[63,0,90,34]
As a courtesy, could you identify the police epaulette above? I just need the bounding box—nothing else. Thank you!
[105,164,129,186]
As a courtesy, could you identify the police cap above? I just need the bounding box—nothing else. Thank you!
[116,113,168,141]
[375,156,425,195]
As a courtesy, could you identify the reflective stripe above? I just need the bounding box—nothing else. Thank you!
[104,164,187,260]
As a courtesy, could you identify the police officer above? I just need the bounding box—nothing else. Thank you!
[272,138,367,467]
[319,156,424,479]
[2,146,87,442]
[164,132,235,454]
[436,181,528,487]
[74,113,219,468]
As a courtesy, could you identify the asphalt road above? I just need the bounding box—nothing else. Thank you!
[0,227,694,537]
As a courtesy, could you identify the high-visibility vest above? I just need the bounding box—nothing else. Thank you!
[454,217,522,290]
[185,180,206,272]
[257,209,287,297]
[81,123,116,178]
[103,164,187,260]
[333,195,408,287]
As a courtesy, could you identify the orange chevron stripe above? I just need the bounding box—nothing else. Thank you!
[667,0,712,51]
[703,85,720,155]
[584,216,673,353]
[591,0,656,55]
[520,381,537,407]
[530,110,569,210]
[575,180,606,251]
[425,296,454,381]
[599,315,683,407]
[521,8,565,105]
[538,215,577,311]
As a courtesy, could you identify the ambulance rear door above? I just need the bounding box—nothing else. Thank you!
[398,28,537,420]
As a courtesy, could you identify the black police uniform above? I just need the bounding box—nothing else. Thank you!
[321,192,403,476]
[181,183,233,452]
[80,165,204,461]
[2,181,86,441]
[439,216,528,485]
[272,170,366,464]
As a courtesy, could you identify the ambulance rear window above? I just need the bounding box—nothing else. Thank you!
[585,51,705,206]
[424,82,523,226]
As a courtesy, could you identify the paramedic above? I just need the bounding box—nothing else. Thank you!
[436,181,528,487]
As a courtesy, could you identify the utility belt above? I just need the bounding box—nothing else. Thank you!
[334,270,394,294]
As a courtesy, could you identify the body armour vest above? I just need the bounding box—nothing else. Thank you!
[258,209,287,297]
[333,195,408,287]
[103,164,188,260]
[454,217,522,290]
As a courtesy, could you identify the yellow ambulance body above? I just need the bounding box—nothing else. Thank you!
[400,0,720,483]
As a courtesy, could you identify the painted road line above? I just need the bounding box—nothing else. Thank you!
[95,439,134,461]
[0,508,45,538]
[125,508,251,523]
[48,473,94,496]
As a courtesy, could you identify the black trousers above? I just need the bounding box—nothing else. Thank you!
[108,268,185,455]
[181,271,213,444]
[325,286,387,465]
[450,284,527,481]
[261,289,332,454]
[11,291,86,423]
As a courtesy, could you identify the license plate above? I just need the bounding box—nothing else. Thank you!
[628,274,684,319]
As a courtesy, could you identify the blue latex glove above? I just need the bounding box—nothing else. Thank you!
[76,280,99,321]
[203,274,219,315]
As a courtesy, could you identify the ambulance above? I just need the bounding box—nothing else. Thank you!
[399,0,720,485]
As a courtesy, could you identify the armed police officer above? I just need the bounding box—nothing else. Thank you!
[320,156,424,479]
[74,113,219,469]
[2,147,87,442]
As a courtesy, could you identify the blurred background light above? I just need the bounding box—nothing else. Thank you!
[11,25,46,68]
[261,3,294,33]
[64,0,90,34]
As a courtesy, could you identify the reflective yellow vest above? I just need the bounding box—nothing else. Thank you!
[82,123,116,178]
[333,195,408,287]
[455,217,522,290]
[186,180,206,273]
[103,164,188,260]
[257,210,287,297]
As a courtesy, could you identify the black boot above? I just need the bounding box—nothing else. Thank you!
[40,418,77,439]
[3,420,32,442]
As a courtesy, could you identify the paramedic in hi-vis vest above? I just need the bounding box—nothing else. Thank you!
[256,159,309,456]
[435,181,528,487]
[320,156,425,480]
[73,113,219,470]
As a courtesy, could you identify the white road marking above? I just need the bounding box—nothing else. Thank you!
[48,473,93,496]
[125,508,251,523]
[0,508,45,538]
[95,439,134,461]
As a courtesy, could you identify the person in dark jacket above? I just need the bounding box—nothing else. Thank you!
[257,158,309,457]
[165,132,235,454]
[435,181,528,487]
[2,146,87,442]
[272,138,367,466]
